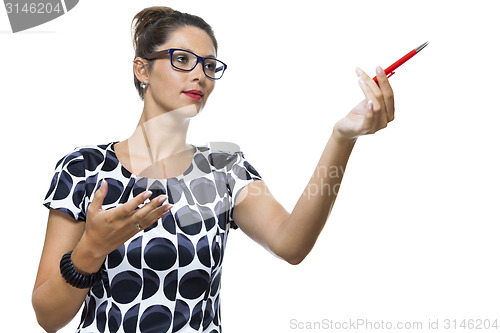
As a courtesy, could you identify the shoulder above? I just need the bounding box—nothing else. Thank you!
[196,142,244,171]
[194,142,261,181]
[53,142,115,173]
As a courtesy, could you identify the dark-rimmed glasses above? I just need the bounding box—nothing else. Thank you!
[142,48,228,80]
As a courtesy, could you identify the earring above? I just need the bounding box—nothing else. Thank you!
[140,81,148,89]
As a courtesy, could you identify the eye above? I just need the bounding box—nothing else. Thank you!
[175,54,189,64]
[204,60,216,73]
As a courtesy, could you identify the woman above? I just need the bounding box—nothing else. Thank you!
[32,6,394,333]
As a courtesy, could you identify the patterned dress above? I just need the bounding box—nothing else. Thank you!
[43,142,262,333]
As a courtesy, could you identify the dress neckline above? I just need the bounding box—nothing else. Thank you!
[110,141,197,181]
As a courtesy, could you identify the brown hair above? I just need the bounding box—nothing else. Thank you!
[131,6,218,100]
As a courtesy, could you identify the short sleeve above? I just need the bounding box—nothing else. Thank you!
[43,150,88,221]
[227,151,262,229]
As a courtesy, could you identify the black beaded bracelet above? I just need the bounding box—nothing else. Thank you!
[59,250,102,289]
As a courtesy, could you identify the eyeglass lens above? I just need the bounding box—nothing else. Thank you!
[171,50,225,79]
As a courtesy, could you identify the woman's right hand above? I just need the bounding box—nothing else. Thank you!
[74,179,172,271]
[32,179,171,331]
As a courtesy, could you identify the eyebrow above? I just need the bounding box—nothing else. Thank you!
[180,47,216,59]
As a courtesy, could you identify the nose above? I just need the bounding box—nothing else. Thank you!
[189,61,205,81]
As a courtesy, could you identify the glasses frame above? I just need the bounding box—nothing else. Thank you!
[142,48,228,80]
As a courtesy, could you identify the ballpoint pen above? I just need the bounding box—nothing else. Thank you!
[373,41,429,84]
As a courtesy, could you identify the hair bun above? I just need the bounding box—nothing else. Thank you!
[131,6,176,50]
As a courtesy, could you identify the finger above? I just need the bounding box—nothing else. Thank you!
[130,194,168,219]
[88,179,108,213]
[361,100,376,134]
[140,201,173,229]
[357,74,385,129]
[356,68,387,128]
[131,195,172,226]
[118,190,153,217]
[356,68,384,109]
[375,66,395,122]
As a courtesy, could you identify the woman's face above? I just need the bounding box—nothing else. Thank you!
[143,26,217,115]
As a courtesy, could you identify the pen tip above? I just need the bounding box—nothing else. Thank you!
[415,41,429,52]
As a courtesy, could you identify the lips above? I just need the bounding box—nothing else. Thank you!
[183,90,204,101]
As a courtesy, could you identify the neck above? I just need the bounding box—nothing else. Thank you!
[137,111,191,160]
[124,103,197,175]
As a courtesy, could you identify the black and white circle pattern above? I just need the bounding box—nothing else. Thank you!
[43,142,261,332]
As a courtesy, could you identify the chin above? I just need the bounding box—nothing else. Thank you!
[169,104,200,118]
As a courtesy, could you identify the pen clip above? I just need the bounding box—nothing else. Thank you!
[387,71,395,78]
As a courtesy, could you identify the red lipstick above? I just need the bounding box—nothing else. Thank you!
[183,90,203,101]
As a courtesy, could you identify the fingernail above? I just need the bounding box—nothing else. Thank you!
[376,66,384,75]
[355,67,364,77]
[158,195,168,204]
[358,77,366,87]
[99,179,107,190]
[367,100,374,111]
[143,190,152,199]
[164,204,173,211]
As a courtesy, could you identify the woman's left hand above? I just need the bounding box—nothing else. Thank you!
[333,66,395,140]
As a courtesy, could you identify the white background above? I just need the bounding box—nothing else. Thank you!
[1,0,499,332]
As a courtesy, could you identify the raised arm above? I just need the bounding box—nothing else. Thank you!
[232,66,394,264]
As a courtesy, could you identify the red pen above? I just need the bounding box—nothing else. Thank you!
[373,41,429,84]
